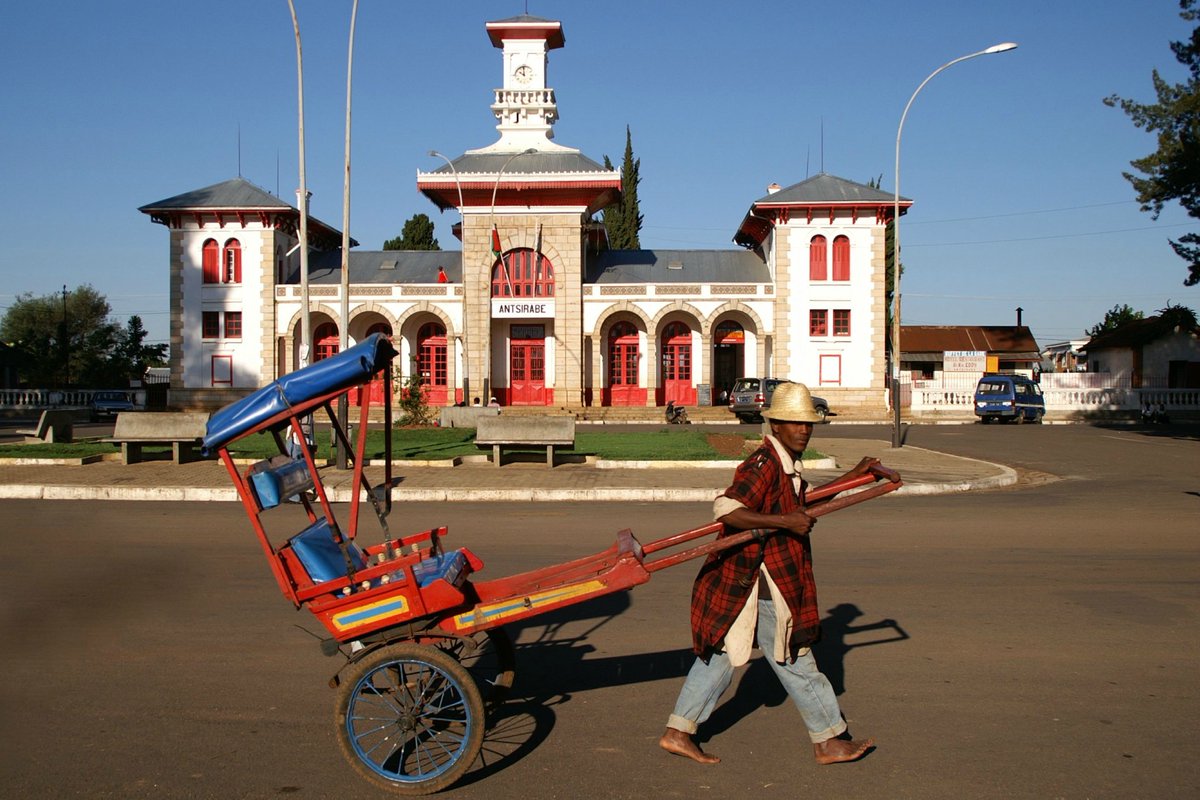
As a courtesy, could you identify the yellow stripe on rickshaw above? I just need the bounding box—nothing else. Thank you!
[453,580,606,629]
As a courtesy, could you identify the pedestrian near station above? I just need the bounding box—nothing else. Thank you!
[660,382,874,766]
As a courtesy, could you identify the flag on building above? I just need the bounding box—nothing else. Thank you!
[490,225,502,258]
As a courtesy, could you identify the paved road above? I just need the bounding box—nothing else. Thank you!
[1,424,1197,798]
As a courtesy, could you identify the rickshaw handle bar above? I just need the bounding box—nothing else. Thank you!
[642,478,901,574]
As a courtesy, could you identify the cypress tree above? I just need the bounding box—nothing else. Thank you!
[602,126,643,249]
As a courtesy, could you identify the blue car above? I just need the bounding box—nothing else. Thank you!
[89,390,135,422]
[973,375,1044,424]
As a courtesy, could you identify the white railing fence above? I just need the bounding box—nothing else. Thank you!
[0,388,144,410]
[906,373,1200,415]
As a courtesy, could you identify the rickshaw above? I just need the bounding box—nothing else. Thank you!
[203,333,903,794]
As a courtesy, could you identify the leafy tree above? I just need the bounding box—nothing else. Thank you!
[107,315,168,383]
[383,213,440,250]
[1156,301,1199,328]
[1104,0,1200,286]
[1086,303,1145,337]
[396,370,434,426]
[0,285,117,388]
[602,126,643,249]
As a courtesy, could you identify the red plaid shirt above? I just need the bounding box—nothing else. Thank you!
[690,440,820,661]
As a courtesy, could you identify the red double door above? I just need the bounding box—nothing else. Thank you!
[509,331,546,406]
[660,322,695,406]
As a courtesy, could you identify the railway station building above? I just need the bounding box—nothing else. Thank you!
[140,14,906,414]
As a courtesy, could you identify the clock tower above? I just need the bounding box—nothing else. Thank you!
[471,15,573,154]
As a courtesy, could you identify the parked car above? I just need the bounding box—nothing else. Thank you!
[728,377,830,423]
[89,390,135,422]
[973,374,1044,424]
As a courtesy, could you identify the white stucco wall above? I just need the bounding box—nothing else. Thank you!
[781,220,880,388]
[179,223,267,389]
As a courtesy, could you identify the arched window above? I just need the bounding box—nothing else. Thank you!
[832,235,850,281]
[202,239,220,284]
[809,235,827,281]
[222,239,242,284]
[314,322,339,362]
[491,248,555,297]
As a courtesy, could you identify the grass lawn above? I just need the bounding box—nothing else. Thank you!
[0,441,120,458]
[220,427,730,461]
[0,427,824,462]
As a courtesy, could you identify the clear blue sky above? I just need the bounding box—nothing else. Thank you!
[2,0,1196,351]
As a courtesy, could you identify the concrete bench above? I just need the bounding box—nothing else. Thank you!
[475,415,575,467]
[106,411,210,464]
[16,410,74,443]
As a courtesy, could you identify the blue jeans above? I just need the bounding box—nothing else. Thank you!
[667,598,847,744]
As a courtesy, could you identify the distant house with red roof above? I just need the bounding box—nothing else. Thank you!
[899,324,1042,379]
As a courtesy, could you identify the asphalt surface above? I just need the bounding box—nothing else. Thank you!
[1,423,1197,799]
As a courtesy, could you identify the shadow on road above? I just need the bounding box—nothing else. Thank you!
[463,596,908,781]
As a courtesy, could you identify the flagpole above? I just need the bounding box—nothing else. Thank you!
[484,148,536,402]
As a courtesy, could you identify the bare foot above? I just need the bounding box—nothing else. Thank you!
[813,736,874,765]
[659,727,720,764]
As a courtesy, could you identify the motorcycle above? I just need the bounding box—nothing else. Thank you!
[665,401,690,424]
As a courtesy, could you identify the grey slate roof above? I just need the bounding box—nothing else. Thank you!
[753,173,909,205]
[139,178,293,211]
[430,151,612,176]
[301,250,462,285]
[586,249,770,284]
[489,13,557,24]
[139,177,352,247]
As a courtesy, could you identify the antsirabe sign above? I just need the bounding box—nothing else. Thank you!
[492,300,554,318]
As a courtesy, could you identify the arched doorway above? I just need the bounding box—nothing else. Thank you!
[659,322,695,406]
[417,322,448,406]
[712,320,745,405]
[606,321,643,406]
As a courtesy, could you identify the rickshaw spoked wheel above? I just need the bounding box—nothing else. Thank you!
[335,642,484,795]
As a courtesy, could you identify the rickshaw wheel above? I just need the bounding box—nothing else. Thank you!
[433,628,516,714]
[335,642,484,795]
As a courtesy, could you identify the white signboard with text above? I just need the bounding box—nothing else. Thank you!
[492,299,554,318]
[943,350,986,372]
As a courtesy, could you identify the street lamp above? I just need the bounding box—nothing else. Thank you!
[483,148,537,401]
[429,150,468,402]
[287,0,312,370]
[891,42,1017,448]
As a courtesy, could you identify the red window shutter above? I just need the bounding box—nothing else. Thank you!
[202,240,220,284]
[809,236,827,281]
[832,236,850,281]
[223,239,242,283]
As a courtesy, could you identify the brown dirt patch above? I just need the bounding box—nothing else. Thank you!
[706,433,753,458]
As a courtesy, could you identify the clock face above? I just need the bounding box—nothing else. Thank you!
[513,65,533,84]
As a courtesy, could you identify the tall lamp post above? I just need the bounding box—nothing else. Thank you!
[287,0,311,371]
[483,148,537,402]
[334,0,359,470]
[891,42,1017,448]
[429,150,467,402]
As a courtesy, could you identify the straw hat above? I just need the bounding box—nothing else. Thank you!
[763,382,823,423]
